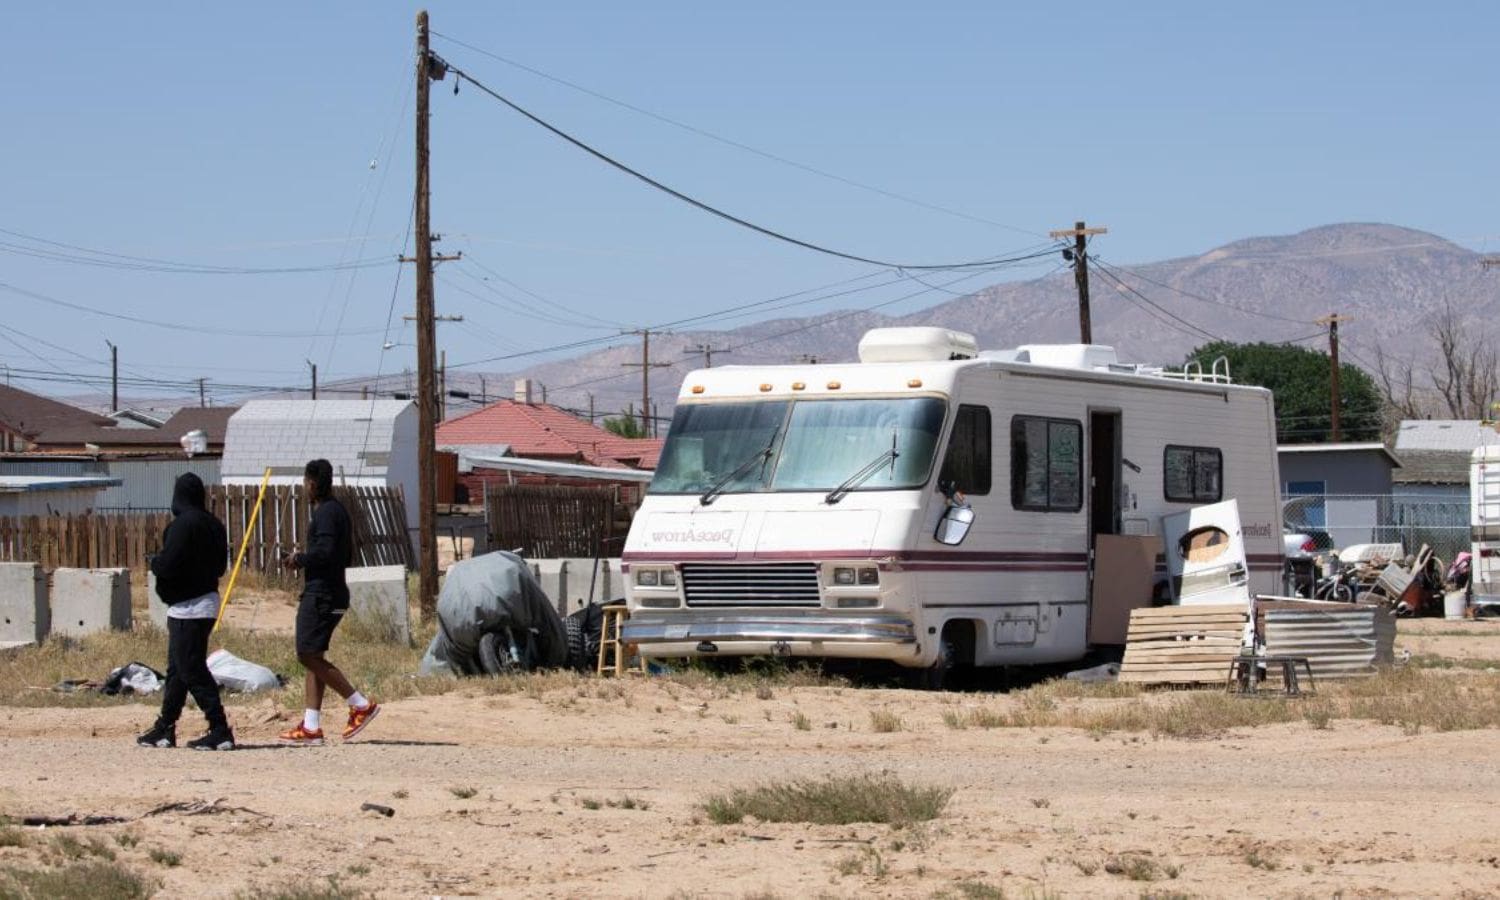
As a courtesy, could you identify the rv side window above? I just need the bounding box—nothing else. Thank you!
[1010,416,1083,512]
[938,405,991,495]
[1164,445,1223,503]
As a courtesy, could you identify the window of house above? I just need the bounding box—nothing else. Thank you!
[1010,416,1083,511]
[1164,445,1223,503]
[938,404,991,495]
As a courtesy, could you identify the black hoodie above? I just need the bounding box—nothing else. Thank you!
[151,473,229,605]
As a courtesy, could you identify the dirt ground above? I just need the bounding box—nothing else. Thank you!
[3,618,1500,898]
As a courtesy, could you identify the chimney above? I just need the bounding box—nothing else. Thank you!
[514,378,533,405]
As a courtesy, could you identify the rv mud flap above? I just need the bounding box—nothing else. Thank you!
[622,613,916,646]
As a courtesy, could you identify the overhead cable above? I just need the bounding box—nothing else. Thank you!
[434,53,1061,271]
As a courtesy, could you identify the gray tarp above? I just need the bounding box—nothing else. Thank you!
[419,551,569,676]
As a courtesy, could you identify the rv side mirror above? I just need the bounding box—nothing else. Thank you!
[935,505,975,546]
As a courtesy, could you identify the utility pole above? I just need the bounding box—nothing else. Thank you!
[1049,221,1108,344]
[105,340,118,413]
[439,350,446,420]
[1317,313,1352,442]
[696,343,730,369]
[478,374,487,404]
[196,378,206,408]
[412,9,444,620]
[587,392,595,425]
[306,359,318,400]
[622,329,671,437]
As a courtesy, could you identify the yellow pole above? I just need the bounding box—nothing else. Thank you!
[213,467,273,633]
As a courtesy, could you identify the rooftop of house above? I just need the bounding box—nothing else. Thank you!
[0,474,123,493]
[1394,419,1500,453]
[437,399,663,469]
[221,399,413,479]
[1276,442,1402,467]
[0,384,112,440]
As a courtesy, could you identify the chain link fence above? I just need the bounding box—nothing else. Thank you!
[1282,493,1469,562]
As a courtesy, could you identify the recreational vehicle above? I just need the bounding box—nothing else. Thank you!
[621,327,1285,684]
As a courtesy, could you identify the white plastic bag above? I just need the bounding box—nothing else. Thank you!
[207,648,280,693]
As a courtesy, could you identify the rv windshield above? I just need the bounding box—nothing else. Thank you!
[650,397,946,496]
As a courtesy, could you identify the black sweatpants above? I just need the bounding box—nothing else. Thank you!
[155,618,227,732]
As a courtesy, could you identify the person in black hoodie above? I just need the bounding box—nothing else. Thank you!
[137,473,235,751]
[277,459,380,745]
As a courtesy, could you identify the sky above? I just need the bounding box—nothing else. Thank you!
[2,1,1496,407]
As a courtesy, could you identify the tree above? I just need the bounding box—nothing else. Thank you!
[602,406,646,439]
[1185,341,1384,444]
[1372,301,1499,422]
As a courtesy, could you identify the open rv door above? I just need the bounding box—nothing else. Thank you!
[1162,499,1250,607]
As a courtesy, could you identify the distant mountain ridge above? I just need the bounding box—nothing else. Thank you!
[496,223,1494,420]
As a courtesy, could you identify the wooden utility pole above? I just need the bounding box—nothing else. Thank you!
[1317,313,1352,442]
[414,9,441,619]
[307,359,318,400]
[105,340,118,413]
[439,350,446,420]
[1049,221,1108,344]
[622,329,671,437]
[196,378,206,408]
[696,343,730,368]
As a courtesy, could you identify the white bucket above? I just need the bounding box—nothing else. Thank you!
[1444,590,1468,620]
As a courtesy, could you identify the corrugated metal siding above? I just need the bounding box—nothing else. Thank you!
[1262,605,1396,679]
[0,459,102,477]
[95,459,221,512]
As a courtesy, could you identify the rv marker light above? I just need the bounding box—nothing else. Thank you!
[792,381,806,391]
[759,383,773,392]
[691,384,705,394]
[827,380,842,390]
[908,379,922,388]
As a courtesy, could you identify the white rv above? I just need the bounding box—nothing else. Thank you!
[621,327,1285,683]
[1470,445,1500,610]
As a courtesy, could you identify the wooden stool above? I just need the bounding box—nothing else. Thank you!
[597,604,646,677]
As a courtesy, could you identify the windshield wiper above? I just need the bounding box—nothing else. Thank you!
[824,432,901,505]
[699,431,779,506]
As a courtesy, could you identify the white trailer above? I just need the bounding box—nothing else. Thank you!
[1470,445,1500,609]
[621,327,1285,683]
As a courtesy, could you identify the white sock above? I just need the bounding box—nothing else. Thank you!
[303,709,321,732]
[348,691,369,711]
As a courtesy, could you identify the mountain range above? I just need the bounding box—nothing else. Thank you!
[483,223,1496,423]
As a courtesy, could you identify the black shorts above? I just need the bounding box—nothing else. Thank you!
[295,590,347,655]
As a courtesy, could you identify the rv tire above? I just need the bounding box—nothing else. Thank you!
[912,639,955,692]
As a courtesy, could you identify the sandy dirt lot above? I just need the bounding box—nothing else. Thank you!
[3,619,1500,898]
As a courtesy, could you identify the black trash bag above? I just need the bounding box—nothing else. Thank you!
[101,662,166,696]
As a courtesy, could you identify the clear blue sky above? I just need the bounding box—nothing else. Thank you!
[3,1,1495,405]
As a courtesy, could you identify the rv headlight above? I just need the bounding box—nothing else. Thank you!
[858,567,879,586]
[636,569,659,587]
[660,568,677,587]
[833,567,856,586]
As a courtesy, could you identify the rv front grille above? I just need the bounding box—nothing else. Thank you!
[681,562,822,608]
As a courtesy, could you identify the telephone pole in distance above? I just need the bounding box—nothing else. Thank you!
[1317,313,1352,442]
[623,329,672,437]
[1049,221,1108,344]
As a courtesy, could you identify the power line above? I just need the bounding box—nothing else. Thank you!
[429,30,1048,240]
[463,252,626,328]
[0,228,396,276]
[1088,262,1222,343]
[1091,256,1319,326]
[0,280,387,339]
[433,52,1059,271]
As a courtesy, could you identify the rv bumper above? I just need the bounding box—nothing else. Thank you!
[622,612,919,661]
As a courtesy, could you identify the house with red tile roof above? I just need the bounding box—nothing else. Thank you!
[436,396,662,504]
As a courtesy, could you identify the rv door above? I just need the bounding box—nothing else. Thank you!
[1162,499,1250,608]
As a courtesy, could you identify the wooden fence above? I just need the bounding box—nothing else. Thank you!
[485,485,616,559]
[0,485,412,573]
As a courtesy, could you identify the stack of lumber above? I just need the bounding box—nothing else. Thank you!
[1118,604,1247,685]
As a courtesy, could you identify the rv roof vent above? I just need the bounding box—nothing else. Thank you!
[858,327,978,364]
[1013,344,1119,370]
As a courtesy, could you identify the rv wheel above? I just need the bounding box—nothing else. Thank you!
[912,639,955,692]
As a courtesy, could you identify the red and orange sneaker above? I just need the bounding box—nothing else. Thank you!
[278,723,325,746]
[343,702,380,741]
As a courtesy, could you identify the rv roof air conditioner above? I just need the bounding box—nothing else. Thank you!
[857,327,979,364]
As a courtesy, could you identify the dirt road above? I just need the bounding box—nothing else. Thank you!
[2,675,1498,898]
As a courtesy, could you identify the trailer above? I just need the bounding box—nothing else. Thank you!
[621,327,1285,684]
[1470,445,1500,612]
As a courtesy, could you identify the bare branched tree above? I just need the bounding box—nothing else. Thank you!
[1373,344,1423,421]
[1429,300,1500,419]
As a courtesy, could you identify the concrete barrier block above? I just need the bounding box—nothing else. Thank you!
[0,562,49,646]
[529,559,569,616]
[346,565,410,643]
[145,572,169,631]
[51,568,132,638]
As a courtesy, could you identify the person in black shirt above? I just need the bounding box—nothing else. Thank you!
[277,459,380,745]
[137,472,235,751]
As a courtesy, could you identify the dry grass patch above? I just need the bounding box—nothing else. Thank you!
[703,773,952,825]
[0,860,155,899]
[869,709,905,733]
